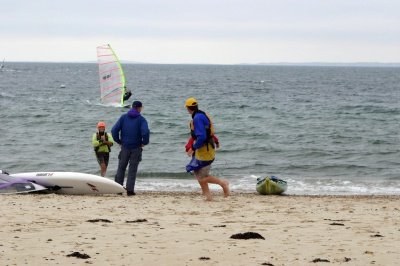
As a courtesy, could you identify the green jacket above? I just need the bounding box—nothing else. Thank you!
[92,132,114,153]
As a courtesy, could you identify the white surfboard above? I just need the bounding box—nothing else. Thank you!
[11,172,125,195]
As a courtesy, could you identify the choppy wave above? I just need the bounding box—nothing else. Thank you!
[340,105,400,114]
[1,63,399,195]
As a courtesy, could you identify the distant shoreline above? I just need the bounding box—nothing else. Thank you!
[3,61,400,67]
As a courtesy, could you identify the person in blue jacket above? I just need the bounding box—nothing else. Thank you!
[112,100,150,196]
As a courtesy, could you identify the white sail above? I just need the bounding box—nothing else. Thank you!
[96,45,126,106]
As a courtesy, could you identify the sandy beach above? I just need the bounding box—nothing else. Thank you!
[1,192,399,266]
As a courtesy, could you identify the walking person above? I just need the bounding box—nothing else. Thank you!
[184,97,229,201]
[112,101,150,196]
[92,121,114,177]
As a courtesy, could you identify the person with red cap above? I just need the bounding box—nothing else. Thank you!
[92,121,114,177]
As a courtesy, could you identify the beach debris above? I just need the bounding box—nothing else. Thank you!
[364,251,374,255]
[370,234,384,237]
[189,223,200,226]
[67,251,91,259]
[199,257,210,260]
[261,263,274,266]
[86,219,112,223]
[126,219,148,223]
[344,257,351,262]
[324,218,347,222]
[230,232,265,240]
[213,225,226,228]
[329,222,345,226]
[311,258,330,263]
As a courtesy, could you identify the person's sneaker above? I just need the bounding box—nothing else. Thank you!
[127,191,136,196]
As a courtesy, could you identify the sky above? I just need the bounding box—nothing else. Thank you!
[1,0,399,64]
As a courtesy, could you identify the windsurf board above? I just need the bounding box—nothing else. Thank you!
[11,172,125,195]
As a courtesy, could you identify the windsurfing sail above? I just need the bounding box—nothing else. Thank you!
[0,173,47,194]
[96,45,126,106]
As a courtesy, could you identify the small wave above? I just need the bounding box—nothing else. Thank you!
[339,105,400,115]
[138,172,193,179]
[369,139,390,145]
[387,176,400,181]
[286,177,400,195]
[217,147,251,154]
[0,92,15,98]
[32,114,48,118]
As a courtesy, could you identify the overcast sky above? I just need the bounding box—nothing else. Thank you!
[1,0,399,64]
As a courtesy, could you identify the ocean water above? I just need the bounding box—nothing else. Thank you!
[1,63,399,195]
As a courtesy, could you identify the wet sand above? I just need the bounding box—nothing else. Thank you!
[1,192,399,265]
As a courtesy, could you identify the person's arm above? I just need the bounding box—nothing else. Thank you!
[111,117,122,145]
[212,135,219,143]
[92,133,101,148]
[213,135,219,148]
[106,133,114,147]
[140,117,150,145]
[185,137,195,152]
[192,115,207,150]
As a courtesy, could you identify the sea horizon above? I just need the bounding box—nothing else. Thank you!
[2,61,400,67]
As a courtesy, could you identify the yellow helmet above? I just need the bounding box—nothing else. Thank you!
[185,97,198,107]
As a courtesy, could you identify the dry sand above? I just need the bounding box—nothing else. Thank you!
[1,192,399,266]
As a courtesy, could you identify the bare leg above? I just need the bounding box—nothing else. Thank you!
[196,177,212,201]
[221,180,230,197]
[100,163,107,177]
[199,175,230,197]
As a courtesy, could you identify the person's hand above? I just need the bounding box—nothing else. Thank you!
[187,148,194,157]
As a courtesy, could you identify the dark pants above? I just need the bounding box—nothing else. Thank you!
[115,147,142,192]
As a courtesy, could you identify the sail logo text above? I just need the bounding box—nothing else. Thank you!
[102,74,111,80]
[36,173,54,177]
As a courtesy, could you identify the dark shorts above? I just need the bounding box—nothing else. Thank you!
[96,152,110,166]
